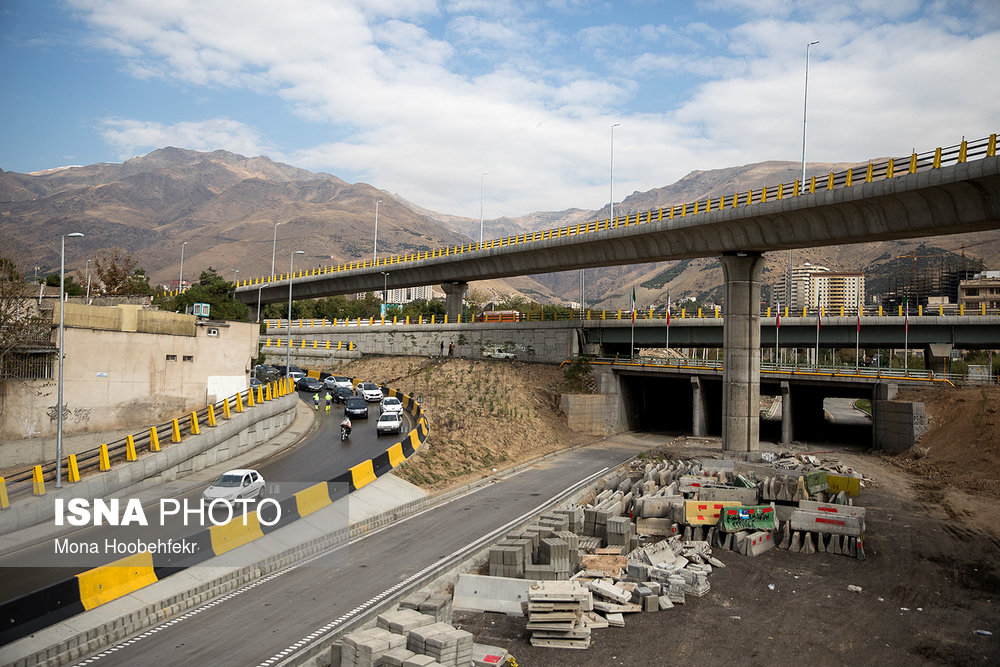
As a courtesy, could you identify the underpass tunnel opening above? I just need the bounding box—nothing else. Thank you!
[617,373,721,436]
[782,383,874,447]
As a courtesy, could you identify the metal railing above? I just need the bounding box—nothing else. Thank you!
[207,133,997,298]
[0,380,294,506]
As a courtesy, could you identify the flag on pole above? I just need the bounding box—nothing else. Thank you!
[776,298,781,329]
[904,296,909,333]
[666,290,671,326]
[631,286,636,324]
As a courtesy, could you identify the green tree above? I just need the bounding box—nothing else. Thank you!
[165,267,249,321]
[44,273,85,296]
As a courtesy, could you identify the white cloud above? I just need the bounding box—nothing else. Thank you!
[68,0,1000,218]
[99,117,274,160]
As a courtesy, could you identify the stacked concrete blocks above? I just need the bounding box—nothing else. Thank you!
[526,581,594,649]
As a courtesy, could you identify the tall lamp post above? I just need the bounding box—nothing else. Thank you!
[178,241,188,293]
[259,221,284,325]
[790,40,818,342]
[285,250,304,377]
[373,199,382,265]
[231,268,239,285]
[479,172,488,246]
[56,232,84,488]
[381,271,389,304]
[84,259,91,302]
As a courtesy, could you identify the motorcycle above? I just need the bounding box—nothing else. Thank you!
[340,425,349,441]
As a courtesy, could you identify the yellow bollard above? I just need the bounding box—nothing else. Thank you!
[190,411,200,435]
[68,454,80,483]
[171,418,181,442]
[223,398,231,420]
[100,444,111,470]
[149,426,160,452]
[0,477,8,509]
[126,434,137,461]
[256,385,263,404]
[236,392,245,412]
[207,404,217,427]
[266,383,272,401]
[32,466,45,496]
[698,308,703,318]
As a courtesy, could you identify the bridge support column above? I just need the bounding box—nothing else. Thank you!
[924,343,952,376]
[780,381,793,445]
[691,376,707,437]
[441,281,468,322]
[720,252,764,452]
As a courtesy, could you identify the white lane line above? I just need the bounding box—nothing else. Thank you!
[255,466,611,667]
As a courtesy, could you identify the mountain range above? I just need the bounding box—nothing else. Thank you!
[1,147,995,309]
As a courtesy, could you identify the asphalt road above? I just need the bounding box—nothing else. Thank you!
[0,392,406,603]
[73,437,650,666]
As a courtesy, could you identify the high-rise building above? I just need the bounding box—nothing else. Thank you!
[384,284,435,304]
[776,262,829,310]
[810,272,866,311]
[959,272,1000,310]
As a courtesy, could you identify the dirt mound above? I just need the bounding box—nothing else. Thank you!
[891,385,1000,500]
[333,357,591,490]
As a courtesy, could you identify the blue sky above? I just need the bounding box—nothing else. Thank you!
[2,0,999,218]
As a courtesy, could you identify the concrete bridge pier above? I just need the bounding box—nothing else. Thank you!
[691,376,707,437]
[441,281,468,322]
[780,381,793,445]
[720,252,765,452]
[924,343,953,375]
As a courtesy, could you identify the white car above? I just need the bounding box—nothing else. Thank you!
[203,469,265,502]
[376,412,404,435]
[357,381,384,402]
[323,375,353,390]
[380,396,404,415]
[483,347,517,360]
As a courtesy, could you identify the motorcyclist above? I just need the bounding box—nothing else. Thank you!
[340,416,352,437]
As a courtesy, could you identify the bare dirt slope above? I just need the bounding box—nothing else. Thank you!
[334,357,591,490]
[340,357,999,666]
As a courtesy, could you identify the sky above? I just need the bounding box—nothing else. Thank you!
[2,0,999,219]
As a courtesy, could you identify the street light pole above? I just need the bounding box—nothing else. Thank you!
[85,259,91,302]
[800,40,819,195]
[373,199,382,265]
[57,232,84,488]
[479,172,488,246]
[231,268,239,285]
[285,250,304,377]
[381,271,389,304]
[270,222,282,282]
[178,241,187,293]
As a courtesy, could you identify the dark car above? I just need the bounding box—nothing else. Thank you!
[296,376,324,392]
[330,385,354,403]
[344,396,369,418]
[254,364,281,382]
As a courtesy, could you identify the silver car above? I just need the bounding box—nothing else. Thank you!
[379,396,404,415]
[357,381,384,402]
[203,469,265,501]
[323,375,353,390]
[376,412,403,435]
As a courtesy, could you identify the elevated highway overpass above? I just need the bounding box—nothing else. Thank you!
[237,135,999,453]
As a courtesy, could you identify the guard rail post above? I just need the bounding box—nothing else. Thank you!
[236,392,245,413]
[207,404,217,427]
[99,444,111,470]
[32,466,45,496]
[223,397,231,420]
[126,435,137,461]
[171,419,182,442]
[67,455,80,483]
[190,412,200,436]
[149,426,160,452]
[0,477,8,509]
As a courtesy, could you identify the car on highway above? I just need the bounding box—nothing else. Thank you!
[482,347,517,360]
[376,412,404,435]
[357,381,384,402]
[203,469,265,502]
[379,396,404,415]
[345,396,369,418]
[254,364,281,382]
[275,365,307,381]
[296,376,324,392]
[250,376,262,388]
[324,375,353,390]
[330,385,354,403]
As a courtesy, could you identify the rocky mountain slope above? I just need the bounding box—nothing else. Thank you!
[2,148,994,308]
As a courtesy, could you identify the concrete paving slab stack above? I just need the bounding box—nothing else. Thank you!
[340,627,407,667]
[526,580,593,649]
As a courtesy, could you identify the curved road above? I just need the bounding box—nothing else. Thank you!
[73,437,651,665]
[0,391,407,603]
